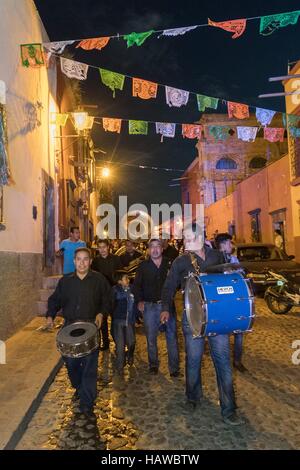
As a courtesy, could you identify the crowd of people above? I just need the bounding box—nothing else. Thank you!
[46,225,249,426]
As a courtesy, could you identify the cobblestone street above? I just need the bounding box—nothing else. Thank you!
[17,298,300,450]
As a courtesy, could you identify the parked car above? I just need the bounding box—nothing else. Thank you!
[235,243,300,293]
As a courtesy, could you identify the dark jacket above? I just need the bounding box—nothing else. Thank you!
[132,257,171,303]
[91,253,122,286]
[111,284,135,324]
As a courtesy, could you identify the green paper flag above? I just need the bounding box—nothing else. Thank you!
[209,126,231,141]
[128,120,148,135]
[20,43,44,68]
[99,68,125,98]
[197,94,219,112]
[282,113,300,128]
[123,30,154,47]
[260,10,300,36]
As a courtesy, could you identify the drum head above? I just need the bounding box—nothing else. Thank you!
[185,275,206,337]
[57,321,97,345]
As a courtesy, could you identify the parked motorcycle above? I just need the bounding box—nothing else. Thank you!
[264,270,300,314]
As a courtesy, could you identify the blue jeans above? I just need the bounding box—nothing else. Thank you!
[112,319,135,371]
[234,333,243,364]
[143,302,179,374]
[63,348,99,411]
[182,311,236,418]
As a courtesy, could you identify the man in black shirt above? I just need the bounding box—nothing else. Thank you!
[46,247,111,417]
[162,239,179,264]
[91,239,122,350]
[161,223,245,426]
[120,240,142,269]
[132,239,179,376]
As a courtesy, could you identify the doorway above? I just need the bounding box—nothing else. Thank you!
[42,170,55,270]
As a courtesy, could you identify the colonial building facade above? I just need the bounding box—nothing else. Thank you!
[182,113,287,208]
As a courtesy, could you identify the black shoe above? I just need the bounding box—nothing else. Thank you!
[127,357,134,367]
[233,362,248,373]
[185,400,198,410]
[80,407,96,420]
[170,370,180,378]
[149,367,158,374]
[100,343,110,351]
[223,413,245,426]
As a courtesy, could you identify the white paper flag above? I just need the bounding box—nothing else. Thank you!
[156,122,176,141]
[256,108,276,127]
[159,26,198,37]
[43,40,75,54]
[165,86,189,107]
[237,126,258,142]
[60,58,89,80]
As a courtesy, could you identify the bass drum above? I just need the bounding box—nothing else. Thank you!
[184,272,255,338]
[56,321,99,358]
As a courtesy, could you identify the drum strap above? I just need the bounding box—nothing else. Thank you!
[189,252,201,276]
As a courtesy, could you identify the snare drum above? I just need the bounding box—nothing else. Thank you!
[56,321,99,358]
[185,272,255,338]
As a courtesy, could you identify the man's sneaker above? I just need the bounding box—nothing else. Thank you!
[233,362,248,373]
[223,413,245,426]
[149,367,158,374]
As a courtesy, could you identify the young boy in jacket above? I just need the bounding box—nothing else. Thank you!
[111,273,136,374]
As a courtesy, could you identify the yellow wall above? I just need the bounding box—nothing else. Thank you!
[0,0,57,253]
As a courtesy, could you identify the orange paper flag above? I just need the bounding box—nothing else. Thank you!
[76,37,110,51]
[208,18,247,39]
[132,78,158,100]
[227,101,249,119]
[102,118,122,133]
[182,124,203,139]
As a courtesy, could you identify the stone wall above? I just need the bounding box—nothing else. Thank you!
[0,252,43,341]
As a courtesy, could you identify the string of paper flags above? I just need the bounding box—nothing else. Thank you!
[28,9,300,58]
[52,110,298,144]
[44,52,300,135]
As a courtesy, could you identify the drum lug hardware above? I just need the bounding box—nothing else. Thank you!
[210,319,219,324]
[237,316,247,321]
[233,329,242,334]
[208,332,217,337]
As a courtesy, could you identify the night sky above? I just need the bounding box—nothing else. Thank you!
[35,0,300,209]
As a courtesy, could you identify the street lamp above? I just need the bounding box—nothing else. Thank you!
[73,111,88,131]
[101,167,110,178]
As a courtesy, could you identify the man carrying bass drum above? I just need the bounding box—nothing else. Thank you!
[160,223,245,426]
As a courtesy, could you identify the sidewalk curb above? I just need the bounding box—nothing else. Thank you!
[4,358,63,450]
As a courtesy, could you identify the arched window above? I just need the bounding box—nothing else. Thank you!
[216,157,237,170]
[249,157,267,169]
